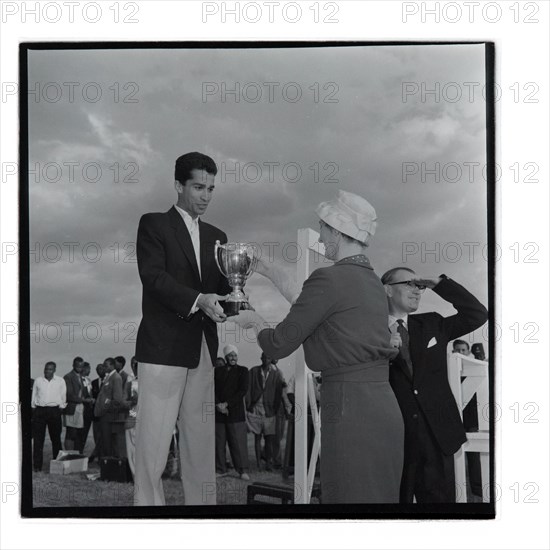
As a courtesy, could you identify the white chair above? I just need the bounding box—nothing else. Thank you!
[448,352,490,502]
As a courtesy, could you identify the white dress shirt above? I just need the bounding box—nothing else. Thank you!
[174,204,201,277]
[32,375,67,408]
[174,204,202,314]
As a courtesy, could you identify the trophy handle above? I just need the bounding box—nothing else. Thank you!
[214,240,225,276]
[246,251,258,278]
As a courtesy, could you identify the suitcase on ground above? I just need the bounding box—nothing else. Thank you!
[99,457,132,483]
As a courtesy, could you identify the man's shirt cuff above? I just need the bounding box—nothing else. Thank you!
[189,293,202,315]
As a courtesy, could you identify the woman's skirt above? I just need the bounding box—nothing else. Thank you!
[320,360,404,504]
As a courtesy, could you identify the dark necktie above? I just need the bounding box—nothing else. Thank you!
[396,319,413,377]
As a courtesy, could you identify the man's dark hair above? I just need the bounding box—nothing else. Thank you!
[115,356,126,367]
[45,361,56,370]
[261,352,277,365]
[72,356,83,367]
[453,339,470,350]
[381,267,416,285]
[175,152,217,185]
[104,357,116,369]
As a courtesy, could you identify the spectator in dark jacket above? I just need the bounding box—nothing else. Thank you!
[246,353,287,471]
[89,363,106,463]
[94,358,125,457]
[78,362,95,454]
[215,346,249,480]
[62,356,92,450]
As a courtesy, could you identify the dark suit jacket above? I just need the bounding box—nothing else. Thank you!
[119,370,129,388]
[91,378,103,421]
[93,371,125,422]
[389,277,488,456]
[258,257,397,370]
[135,206,231,367]
[63,370,83,415]
[91,378,102,400]
[214,365,248,423]
[81,377,94,420]
[246,365,286,418]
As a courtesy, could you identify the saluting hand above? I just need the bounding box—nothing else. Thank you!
[411,276,442,289]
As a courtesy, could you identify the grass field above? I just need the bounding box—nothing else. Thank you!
[32,428,299,507]
[31,429,480,508]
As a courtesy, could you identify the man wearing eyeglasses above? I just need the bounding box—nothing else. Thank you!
[381,268,487,503]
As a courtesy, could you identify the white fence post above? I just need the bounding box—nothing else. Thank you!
[294,228,326,503]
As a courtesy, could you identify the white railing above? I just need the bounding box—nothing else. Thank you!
[448,352,490,502]
[293,228,325,503]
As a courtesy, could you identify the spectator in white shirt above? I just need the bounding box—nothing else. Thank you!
[31,362,67,472]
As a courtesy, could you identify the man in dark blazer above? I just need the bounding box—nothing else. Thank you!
[382,268,488,503]
[115,356,130,387]
[214,345,249,480]
[89,363,106,462]
[62,356,86,450]
[112,356,129,457]
[134,151,231,506]
[93,357,125,457]
[78,362,95,454]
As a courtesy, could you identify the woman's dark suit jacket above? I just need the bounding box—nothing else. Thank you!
[258,256,404,503]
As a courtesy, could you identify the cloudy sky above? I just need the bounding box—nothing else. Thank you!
[27,43,489,379]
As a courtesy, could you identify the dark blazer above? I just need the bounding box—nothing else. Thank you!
[81,377,94,420]
[91,378,102,421]
[257,256,404,503]
[93,371,125,422]
[135,206,231,367]
[62,370,83,415]
[246,365,286,418]
[119,370,129,388]
[91,378,102,400]
[258,257,397,370]
[214,365,248,423]
[389,276,488,456]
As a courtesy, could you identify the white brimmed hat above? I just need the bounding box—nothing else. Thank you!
[315,190,377,244]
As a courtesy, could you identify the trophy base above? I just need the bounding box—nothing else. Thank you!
[223,300,252,317]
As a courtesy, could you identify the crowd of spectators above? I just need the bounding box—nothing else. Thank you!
[31,355,138,474]
[31,348,295,483]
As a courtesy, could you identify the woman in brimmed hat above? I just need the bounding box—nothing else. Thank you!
[234,190,404,504]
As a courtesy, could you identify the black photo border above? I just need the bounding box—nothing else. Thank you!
[19,40,496,520]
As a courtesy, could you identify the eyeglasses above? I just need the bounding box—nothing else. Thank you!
[387,280,426,292]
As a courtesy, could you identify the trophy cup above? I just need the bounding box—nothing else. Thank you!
[214,240,258,316]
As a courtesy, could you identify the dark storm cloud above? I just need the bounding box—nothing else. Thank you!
[27,44,489,377]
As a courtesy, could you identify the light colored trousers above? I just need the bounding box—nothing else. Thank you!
[134,338,216,506]
[125,427,136,477]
